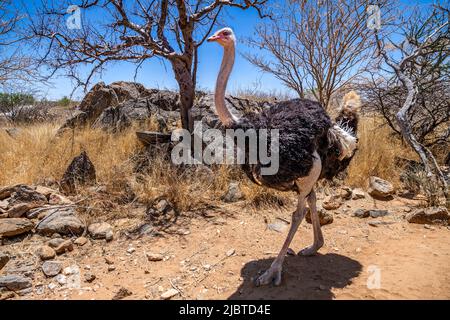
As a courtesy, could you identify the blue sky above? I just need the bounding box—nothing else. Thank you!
[13,0,441,100]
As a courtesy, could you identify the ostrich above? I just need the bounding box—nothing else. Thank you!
[207,27,360,286]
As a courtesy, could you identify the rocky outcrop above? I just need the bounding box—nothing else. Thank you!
[406,207,449,225]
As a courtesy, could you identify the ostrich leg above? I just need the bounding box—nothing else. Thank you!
[298,189,324,256]
[255,195,307,286]
[255,152,322,286]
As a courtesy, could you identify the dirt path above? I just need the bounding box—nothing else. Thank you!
[3,195,450,300]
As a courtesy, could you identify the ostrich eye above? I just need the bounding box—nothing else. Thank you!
[222,31,230,36]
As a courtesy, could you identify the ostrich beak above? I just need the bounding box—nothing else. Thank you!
[207,34,221,42]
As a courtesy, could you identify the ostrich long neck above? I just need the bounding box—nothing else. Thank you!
[215,43,238,126]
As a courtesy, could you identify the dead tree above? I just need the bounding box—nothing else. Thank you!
[374,5,449,200]
[245,0,391,109]
[28,0,267,132]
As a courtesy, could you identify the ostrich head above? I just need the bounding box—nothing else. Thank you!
[207,27,236,47]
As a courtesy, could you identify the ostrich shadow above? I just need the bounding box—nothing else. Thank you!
[227,253,362,300]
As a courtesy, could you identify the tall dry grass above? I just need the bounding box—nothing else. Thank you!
[345,116,417,188]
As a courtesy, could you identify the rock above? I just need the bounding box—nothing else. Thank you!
[88,222,113,240]
[222,182,244,203]
[36,246,56,261]
[55,274,67,285]
[146,253,164,262]
[74,236,88,246]
[338,187,353,200]
[0,291,15,300]
[54,240,73,255]
[0,218,34,237]
[7,203,39,218]
[104,257,114,265]
[35,186,58,198]
[42,261,63,277]
[226,249,236,257]
[48,193,73,205]
[352,188,366,200]
[36,208,85,236]
[322,196,342,210]
[112,287,132,300]
[7,185,47,206]
[92,106,131,132]
[0,200,9,210]
[0,275,32,291]
[155,199,170,213]
[127,247,136,254]
[267,219,289,233]
[353,208,369,218]
[0,253,10,270]
[406,207,449,225]
[368,210,390,218]
[160,288,179,300]
[368,176,394,199]
[368,221,396,227]
[60,151,96,194]
[305,207,334,225]
[108,265,116,272]
[47,238,65,248]
[84,273,96,283]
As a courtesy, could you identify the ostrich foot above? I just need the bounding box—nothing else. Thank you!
[298,243,323,256]
[255,266,282,286]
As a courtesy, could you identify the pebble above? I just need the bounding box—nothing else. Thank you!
[160,288,179,300]
[42,261,63,277]
[108,265,116,272]
[74,237,88,246]
[127,247,136,254]
[226,249,235,257]
[84,273,96,283]
[36,245,56,261]
[146,253,164,262]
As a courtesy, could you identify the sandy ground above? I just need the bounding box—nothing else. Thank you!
[2,194,450,300]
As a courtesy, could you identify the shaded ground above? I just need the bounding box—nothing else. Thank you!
[2,194,450,300]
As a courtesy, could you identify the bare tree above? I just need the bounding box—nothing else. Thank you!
[27,0,267,131]
[374,5,449,199]
[246,0,391,109]
[0,0,35,86]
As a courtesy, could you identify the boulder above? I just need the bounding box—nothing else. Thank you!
[7,185,47,206]
[406,207,449,225]
[0,218,34,237]
[0,275,32,291]
[36,208,85,236]
[92,106,131,132]
[42,261,63,277]
[60,151,96,194]
[88,222,113,240]
[368,176,394,199]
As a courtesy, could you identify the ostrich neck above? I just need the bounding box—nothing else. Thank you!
[215,44,237,126]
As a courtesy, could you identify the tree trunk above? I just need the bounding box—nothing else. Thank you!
[172,58,195,132]
[395,72,448,201]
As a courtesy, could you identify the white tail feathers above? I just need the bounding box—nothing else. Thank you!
[341,90,361,114]
[328,124,358,161]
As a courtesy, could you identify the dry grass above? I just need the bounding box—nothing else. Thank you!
[345,116,417,188]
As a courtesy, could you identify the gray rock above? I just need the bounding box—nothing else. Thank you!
[0,252,10,270]
[353,208,369,218]
[36,208,85,236]
[112,287,132,300]
[0,218,34,237]
[368,210,390,218]
[406,207,449,225]
[42,261,63,277]
[368,176,395,199]
[0,275,32,291]
[7,203,39,218]
[160,288,179,300]
[47,238,65,248]
[222,182,244,203]
[60,151,96,195]
[88,222,113,240]
[84,273,96,283]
